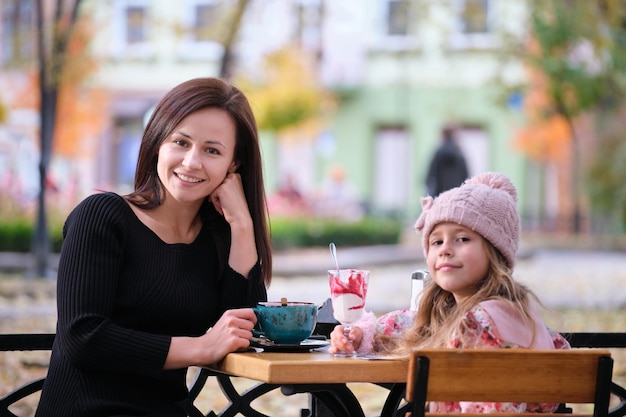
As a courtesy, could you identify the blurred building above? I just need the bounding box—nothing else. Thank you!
[0,0,554,225]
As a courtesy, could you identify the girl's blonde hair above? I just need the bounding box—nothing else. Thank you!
[375,239,541,354]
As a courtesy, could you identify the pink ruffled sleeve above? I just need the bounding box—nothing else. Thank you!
[443,305,565,413]
[355,309,416,354]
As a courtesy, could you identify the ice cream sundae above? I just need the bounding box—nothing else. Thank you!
[328,268,369,356]
[328,269,369,325]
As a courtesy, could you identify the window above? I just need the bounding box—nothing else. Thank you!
[372,0,418,51]
[296,0,323,51]
[1,0,35,64]
[454,126,490,177]
[460,0,489,34]
[125,5,147,44]
[387,0,410,36]
[177,0,223,61]
[110,0,152,58]
[193,3,217,42]
[114,118,143,188]
[373,127,410,213]
[449,0,495,49]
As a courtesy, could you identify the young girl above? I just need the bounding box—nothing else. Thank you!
[329,171,570,413]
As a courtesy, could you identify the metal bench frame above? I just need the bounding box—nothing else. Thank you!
[3,279,626,417]
[2,331,626,417]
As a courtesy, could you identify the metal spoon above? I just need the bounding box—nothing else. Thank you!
[329,242,339,272]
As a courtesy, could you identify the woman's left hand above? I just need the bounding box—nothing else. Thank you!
[210,173,251,226]
[210,172,258,276]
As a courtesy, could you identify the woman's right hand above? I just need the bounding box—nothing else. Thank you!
[328,324,363,355]
[165,308,257,369]
[202,308,257,358]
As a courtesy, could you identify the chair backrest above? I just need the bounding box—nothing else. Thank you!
[406,348,614,417]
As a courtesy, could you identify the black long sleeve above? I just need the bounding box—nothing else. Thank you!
[35,192,266,417]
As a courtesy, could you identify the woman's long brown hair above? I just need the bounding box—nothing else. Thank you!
[126,77,272,286]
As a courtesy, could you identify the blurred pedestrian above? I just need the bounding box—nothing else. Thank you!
[35,77,272,416]
[315,164,364,220]
[268,173,310,217]
[425,127,469,196]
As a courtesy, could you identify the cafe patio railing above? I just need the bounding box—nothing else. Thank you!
[2,332,626,417]
[0,332,368,417]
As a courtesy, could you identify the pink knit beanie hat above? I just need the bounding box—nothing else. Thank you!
[414,171,520,268]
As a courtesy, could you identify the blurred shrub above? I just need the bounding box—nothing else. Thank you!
[0,217,403,253]
[0,220,32,252]
[270,217,402,250]
[0,219,63,252]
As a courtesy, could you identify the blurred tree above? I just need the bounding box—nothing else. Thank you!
[219,0,250,79]
[52,9,105,159]
[239,47,335,132]
[507,0,626,233]
[0,99,6,123]
[178,0,250,80]
[187,0,332,132]
[33,0,86,277]
[587,112,626,233]
[178,0,332,133]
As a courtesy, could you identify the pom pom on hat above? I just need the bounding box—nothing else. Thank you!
[415,172,520,268]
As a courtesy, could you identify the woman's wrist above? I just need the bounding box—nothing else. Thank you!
[228,220,258,277]
[165,336,208,370]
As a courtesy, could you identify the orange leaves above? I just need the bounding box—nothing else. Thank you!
[53,86,108,158]
[514,62,572,162]
[51,6,101,158]
[58,15,98,85]
[513,114,571,162]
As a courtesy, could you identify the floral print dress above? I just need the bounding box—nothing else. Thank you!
[354,302,571,413]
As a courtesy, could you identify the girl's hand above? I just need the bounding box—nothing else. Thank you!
[210,173,252,227]
[328,324,363,355]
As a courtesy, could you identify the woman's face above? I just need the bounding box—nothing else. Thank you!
[426,222,490,303]
[157,107,238,205]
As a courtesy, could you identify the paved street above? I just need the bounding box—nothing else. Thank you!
[2,245,626,318]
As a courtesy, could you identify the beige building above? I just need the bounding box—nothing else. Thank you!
[1,0,573,227]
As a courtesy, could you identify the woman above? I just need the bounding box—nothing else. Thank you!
[36,77,272,416]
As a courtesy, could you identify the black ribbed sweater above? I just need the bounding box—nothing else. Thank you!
[35,192,266,417]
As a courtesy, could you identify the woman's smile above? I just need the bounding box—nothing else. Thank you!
[175,172,205,184]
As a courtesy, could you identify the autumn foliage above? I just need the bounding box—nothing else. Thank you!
[238,47,336,133]
[514,111,571,162]
[10,9,104,159]
[52,15,106,158]
[513,38,572,163]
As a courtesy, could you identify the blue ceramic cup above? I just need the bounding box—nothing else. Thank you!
[253,301,318,344]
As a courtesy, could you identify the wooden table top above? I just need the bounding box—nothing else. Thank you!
[208,349,409,385]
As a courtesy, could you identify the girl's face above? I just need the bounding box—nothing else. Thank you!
[426,222,490,303]
[157,107,238,205]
